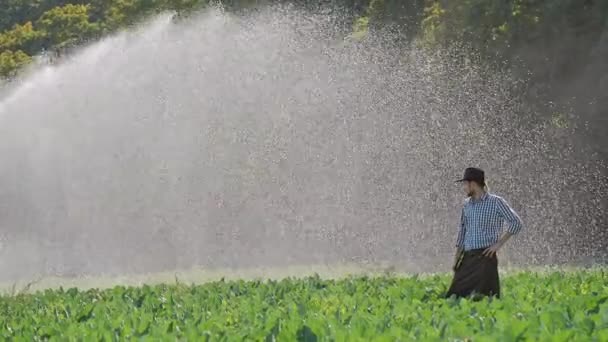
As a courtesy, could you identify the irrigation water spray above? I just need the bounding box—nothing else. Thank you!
[0,6,605,282]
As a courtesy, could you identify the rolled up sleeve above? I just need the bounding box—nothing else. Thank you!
[496,197,523,235]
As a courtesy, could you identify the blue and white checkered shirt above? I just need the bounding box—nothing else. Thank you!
[456,192,523,251]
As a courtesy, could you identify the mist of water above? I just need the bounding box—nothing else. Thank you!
[0,6,605,282]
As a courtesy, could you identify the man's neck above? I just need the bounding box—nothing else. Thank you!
[472,189,486,200]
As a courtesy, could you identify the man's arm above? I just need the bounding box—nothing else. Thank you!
[496,197,523,234]
[483,197,523,257]
[452,247,464,271]
[455,208,466,248]
[453,209,466,270]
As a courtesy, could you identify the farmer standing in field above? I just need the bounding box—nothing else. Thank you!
[446,167,523,299]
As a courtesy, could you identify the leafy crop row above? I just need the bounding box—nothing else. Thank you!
[1,270,607,340]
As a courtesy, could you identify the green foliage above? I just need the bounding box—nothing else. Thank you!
[0,22,45,54]
[36,4,100,50]
[420,1,444,47]
[0,0,213,78]
[104,0,169,28]
[0,270,606,339]
[350,16,369,40]
[0,50,32,77]
[415,0,606,134]
[0,0,606,83]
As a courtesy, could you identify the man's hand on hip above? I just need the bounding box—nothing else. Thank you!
[483,232,515,257]
[483,243,501,257]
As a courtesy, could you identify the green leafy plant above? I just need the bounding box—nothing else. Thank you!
[0,269,606,339]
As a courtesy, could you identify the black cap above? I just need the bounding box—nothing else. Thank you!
[456,167,485,184]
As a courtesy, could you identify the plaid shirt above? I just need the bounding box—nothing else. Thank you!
[456,192,523,251]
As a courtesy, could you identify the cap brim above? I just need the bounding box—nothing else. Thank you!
[455,179,467,183]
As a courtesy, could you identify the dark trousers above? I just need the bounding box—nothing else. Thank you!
[445,248,500,299]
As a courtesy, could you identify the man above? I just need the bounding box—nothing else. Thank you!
[445,167,523,299]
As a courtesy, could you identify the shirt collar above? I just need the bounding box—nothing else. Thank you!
[471,192,488,203]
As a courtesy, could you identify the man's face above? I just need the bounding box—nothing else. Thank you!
[463,181,475,197]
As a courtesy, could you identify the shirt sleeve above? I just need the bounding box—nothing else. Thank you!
[455,208,466,248]
[496,197,523,235]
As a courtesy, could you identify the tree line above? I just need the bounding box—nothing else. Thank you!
[4,1,605,144]
[0,0,606,144]
[2,1,606,78]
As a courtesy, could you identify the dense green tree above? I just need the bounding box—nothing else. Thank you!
[0,21,45,54]
[0,49,31,77]
[36,4,100,51]
[104,0,169,28]
[0,1,94,31]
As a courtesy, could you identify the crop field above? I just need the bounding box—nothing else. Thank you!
[0,269,607,341]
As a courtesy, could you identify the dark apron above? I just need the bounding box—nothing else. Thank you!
[445,248,500,299]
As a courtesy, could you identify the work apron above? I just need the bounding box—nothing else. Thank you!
[445,248,500,299]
